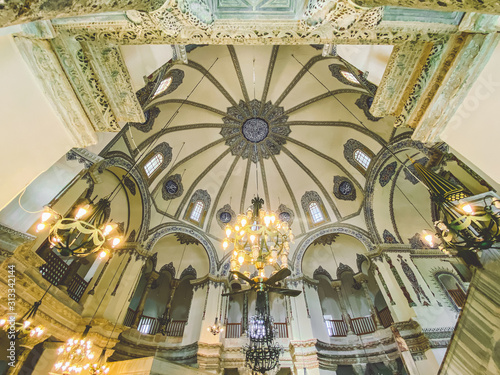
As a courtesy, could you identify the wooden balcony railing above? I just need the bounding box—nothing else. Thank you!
[448,288,466,308]
[351,315,376,335]
[377,306,394,328]
[274,322,288,338]
[39,251,89,303]
[123,308,186,337]
[325,319,349,337]
[225,322,242,338]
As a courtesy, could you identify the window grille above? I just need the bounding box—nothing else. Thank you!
[144,153,163,177]
[354,149,371,170]
[190,201,204,222]
[309,202,324,224]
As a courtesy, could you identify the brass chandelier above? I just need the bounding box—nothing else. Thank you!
[224,196,293,276]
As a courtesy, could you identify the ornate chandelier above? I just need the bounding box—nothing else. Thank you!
[223,196,293,275]
[36,197,121,257]
[53,336,95,373]
[413,161,500,267]
[242,292,283,374]
[0,286,50,342]
[207,317,224,336]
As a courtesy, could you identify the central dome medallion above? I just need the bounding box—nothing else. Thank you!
[242,118,269,143]
[220,99,291,163]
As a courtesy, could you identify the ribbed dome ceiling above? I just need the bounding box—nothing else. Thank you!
[128,45,396,240]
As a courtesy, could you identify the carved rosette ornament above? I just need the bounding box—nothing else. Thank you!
[303,0,383,31]
[220,99,290,163]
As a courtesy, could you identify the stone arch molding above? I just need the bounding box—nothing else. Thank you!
[97,155,151,243]
[144,223,217,274]
[292,224,375,275]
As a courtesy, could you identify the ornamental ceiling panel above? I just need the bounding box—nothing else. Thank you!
[112,45,398,240]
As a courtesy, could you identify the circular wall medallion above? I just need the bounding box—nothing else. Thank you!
[165,180,179,194]
[339,181,353,195]
[242,118,269,143]
[279,212,291,222]
[219,212,232,223]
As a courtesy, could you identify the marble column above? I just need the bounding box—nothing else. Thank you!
[334,285,353,334]
[131,271,159,328]
[352,0,500,14]
[158,279,179,333]
[361,279,382,328]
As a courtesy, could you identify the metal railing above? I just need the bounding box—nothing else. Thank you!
[351,315,376,335]
[274,323,288,338]
[225,322,242,338]
[67,273,90,302]
[325,319,349,337]
[123,308,186,337]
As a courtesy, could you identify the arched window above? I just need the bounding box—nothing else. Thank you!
[437,272,467,310]
[153,76,173,98]
[184,189,211,227]
[309,202,324,224]
[354,149,371,170]
[144,153,164,177]
[140,142,173,183]
[341,70,359,84]
[190,201,204,222]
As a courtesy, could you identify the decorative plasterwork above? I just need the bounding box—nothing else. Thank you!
[355,94,381,121]
[177,0,214,29]
[161,173,184,200]
[354,0,500,14]
[292,224,375,274]
[379,161,397,187]
[82,42,144,123]
[14,37,97,147]
[412,32,500,143]
[50,36,119,132]
[52,11,456,46]
[130,107,161,133]
[220,99,290,163]
[303,0,383,31]
[313,265,333,281]
[382,229,398,244]
[336,263,354,279]
[329,63,364,87]
[66,148,104,168]
[311,233,339,246]
[0,224,35,253]
[180,264,198,279]
[174,232,201,245]
[160,261,176,278]
[276,204,295,225]
[215,204,236,229]
[145,223,217,274]
[123,176,137,195]
[333,176,356,201]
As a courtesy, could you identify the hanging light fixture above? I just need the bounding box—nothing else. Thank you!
[53,331,95,374]
[0,285,51,342]
[242,291,283,374]
[89,349,110,375]
[411,160,500,267]
[224,196,293,275]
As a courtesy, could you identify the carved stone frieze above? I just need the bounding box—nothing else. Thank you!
[412,32,500,143]
[66,147,104,168]
[353,0,500,14]
[82,42,145,123]
[0,224,35,253]
[303,0,383,31]
[14,37,98,147]
[50,36,119,132]
[53,13,455,46]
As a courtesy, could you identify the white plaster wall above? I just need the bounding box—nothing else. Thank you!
[337,45,394,85]
[120,45,174,92]
[440,43,500,187]
[0,35,76,211]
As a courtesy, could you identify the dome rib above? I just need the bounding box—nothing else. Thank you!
[259,45,279,116]
[227,45,251,104]
[269,153,306,235]
[283,90,366,116]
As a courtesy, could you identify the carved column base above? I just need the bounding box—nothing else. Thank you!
[197,342,223,373]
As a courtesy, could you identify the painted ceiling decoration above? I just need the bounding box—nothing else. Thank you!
[174,232,201,245]
[333,175,356,201]
[311,233,339,246]
[355,94,382,122]
[110,45,399,241]
[379,161,397,187]
[220,99,290,163]
[161,174,184,200]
